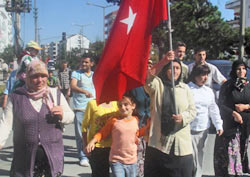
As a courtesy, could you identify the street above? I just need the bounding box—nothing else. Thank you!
[0,110,250,177]
[0,119,215,177]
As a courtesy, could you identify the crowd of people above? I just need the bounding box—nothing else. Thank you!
[0,40,250,177]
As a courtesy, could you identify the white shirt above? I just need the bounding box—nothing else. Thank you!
[0,87,75,147]
[188,62,226,88]
[188,82,223,131]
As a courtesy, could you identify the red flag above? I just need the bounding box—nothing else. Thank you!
[94,0,168,104]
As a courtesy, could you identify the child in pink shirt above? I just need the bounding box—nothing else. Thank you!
[85,93,149,177]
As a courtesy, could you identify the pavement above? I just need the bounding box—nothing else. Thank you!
[0,120,216,177]
[0,104,250,177]
[0,123,92,177]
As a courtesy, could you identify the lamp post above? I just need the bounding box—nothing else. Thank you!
[86,2,113,44]
[37,27,43,46]
[239,0,246,61]
[72,23,93,53]
[72,23,94,37]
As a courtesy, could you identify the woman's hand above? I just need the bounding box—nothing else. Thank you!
[235,104,250,112]
[164,50,175,62]
[172,114,183,123]
[232,111,243,124]
[85,138,97,154]
[217,129,223,136]
[51,106,63,120]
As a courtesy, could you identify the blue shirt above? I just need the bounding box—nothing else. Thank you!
[71,70,96,111]
[4,70,17,95]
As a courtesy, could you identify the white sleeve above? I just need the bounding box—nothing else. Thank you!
[0,98,13,147]
[59,92,74,124]
[49,87,74,124]
[212,66,226,85]
[208,89,223,131]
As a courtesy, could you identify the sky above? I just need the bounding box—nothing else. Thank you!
[19,0,234,46]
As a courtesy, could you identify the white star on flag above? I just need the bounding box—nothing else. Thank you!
[120,6,137,35]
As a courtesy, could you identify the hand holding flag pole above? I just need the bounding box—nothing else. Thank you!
[167,0,178,114]
[93,0,168,104]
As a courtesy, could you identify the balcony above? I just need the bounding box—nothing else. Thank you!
[225,0,240,9]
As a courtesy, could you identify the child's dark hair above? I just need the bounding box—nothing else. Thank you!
[121,92,139,117]
[188,64,210,83]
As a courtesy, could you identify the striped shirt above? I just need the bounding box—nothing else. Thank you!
[58,68,71,89]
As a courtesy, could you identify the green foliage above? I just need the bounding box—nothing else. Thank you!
[64,48,82,70]
[152,0,237,59]
[0,45,16,64]
[245,27,250,57]
[89,41,104,65]
[106,0,120,5]
[106,0,239,60]
[170,0,235,59]
[63,42,104,71]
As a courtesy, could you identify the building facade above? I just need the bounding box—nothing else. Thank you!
[0,0,13,52]
[104,10,118,40]
[42,33,90,62]
[225,0,250,28]
[65,34,90,52]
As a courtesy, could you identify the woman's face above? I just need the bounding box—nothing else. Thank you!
[29,74,48,91]
[166,62,181,81]
[195,74,208,86]
[236,64,247,78]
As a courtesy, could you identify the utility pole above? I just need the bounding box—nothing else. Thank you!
[73,23,93,54]
[86,2,113,44]
[34,0,38,42]
[5,0,31,57]
[239,0,246,61]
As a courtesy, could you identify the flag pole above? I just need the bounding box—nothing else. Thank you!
[166,0,178,114]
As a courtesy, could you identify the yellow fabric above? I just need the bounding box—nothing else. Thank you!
[26,40,42,50]
[82,100,119,148]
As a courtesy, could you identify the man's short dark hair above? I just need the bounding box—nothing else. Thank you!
[61,60,68,64]
[194,48,206,54]
[81,56,94,62]
[174,41,186,50]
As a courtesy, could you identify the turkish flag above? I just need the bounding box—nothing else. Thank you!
[93,0,168,104]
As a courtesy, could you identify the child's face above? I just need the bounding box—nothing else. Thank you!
[118,97,136,118]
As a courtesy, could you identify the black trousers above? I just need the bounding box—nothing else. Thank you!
[33,146,52,177]
[89,147,111,177]
[144,146,193,177]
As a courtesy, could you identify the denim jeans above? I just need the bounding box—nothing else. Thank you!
[110,162,136,177]
[74,110,88,161]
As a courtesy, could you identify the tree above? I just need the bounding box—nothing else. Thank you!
[89,41,104,65]
[245,27,250,58]
[169,0,235,59]
[0,45,16,64]
[106,0,236,60]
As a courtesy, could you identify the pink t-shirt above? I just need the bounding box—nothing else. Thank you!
[94,116,143,164]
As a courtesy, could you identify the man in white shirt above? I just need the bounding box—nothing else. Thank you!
[188,48,226,88]
[174,41,189,83]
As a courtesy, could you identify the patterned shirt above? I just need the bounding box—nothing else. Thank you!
[58,68,71,90]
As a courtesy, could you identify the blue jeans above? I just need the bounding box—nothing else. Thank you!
[74,110,88,161]
[110,162,136,177]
